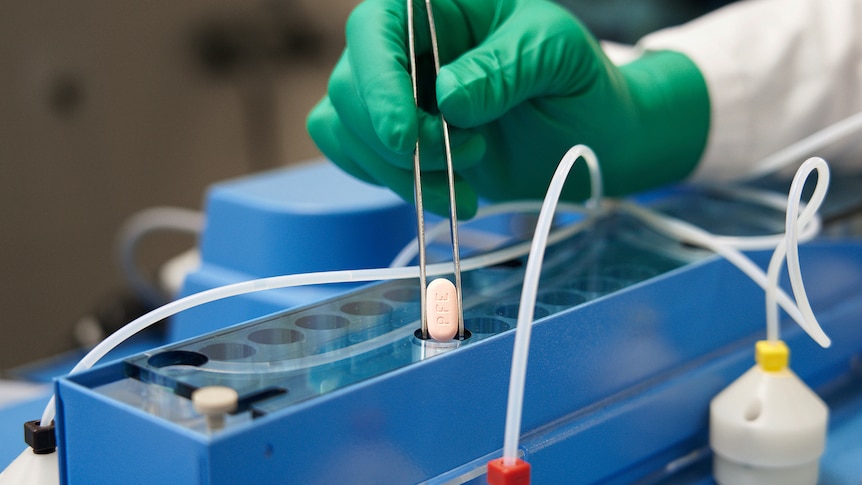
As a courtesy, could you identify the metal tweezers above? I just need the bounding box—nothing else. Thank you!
[407,0,465,340]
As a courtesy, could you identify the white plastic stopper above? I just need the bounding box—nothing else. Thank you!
[192,386,238,431]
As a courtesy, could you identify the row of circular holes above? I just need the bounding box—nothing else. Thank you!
[147,252,658,366]
[192,287,599,362]
[192,287,420,362]
[152,269,647,367]
[234,272,643,346]
[171,269,645,364]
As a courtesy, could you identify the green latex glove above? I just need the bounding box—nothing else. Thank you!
[307,0,710,219]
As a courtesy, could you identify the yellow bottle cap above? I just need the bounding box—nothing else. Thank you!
[755,340,790,372]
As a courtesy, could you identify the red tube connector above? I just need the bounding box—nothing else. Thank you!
[487,457,530,485]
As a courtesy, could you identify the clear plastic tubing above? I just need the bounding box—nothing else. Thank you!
[389,201,596,268]
[697,185,822,250]
[765,157,830,342]
[502,144,602,465]
[743,110,862,180]
[118,206,204,306]
[617,201,831,348]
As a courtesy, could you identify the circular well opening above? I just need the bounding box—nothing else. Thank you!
[295,314,350,330]
[494,304,550,320]
[147,350,208,368]
[248,328,304,345]
[341,300,392,316]
[466,317,510,334]
[199,342,256,361]
[383,287,419,303]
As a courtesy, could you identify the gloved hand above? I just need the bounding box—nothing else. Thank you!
[307,0,710,219]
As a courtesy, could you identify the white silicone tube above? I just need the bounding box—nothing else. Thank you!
[743,110,862,180]
[117,207,204,306]
[765,158,830,342]
[501,144,601,465]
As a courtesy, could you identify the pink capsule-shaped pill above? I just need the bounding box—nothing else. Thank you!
[426,278,459,341]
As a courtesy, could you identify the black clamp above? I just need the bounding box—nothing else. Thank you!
[24,420,56,454]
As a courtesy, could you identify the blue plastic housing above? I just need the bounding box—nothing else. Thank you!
[169,161,416,342]
[56,241,862,484]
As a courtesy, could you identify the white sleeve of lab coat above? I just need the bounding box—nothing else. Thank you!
[637,0,862,182]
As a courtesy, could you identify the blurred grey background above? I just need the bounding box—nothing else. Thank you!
[0,0,354,371]
[0,0,733,372]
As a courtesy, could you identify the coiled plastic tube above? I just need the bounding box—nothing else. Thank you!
[765,157,830,342]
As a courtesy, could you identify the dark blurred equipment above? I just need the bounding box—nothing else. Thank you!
[191,2,331,171]
[559,0,739,44]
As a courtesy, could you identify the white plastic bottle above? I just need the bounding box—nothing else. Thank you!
[710,340,828,485]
